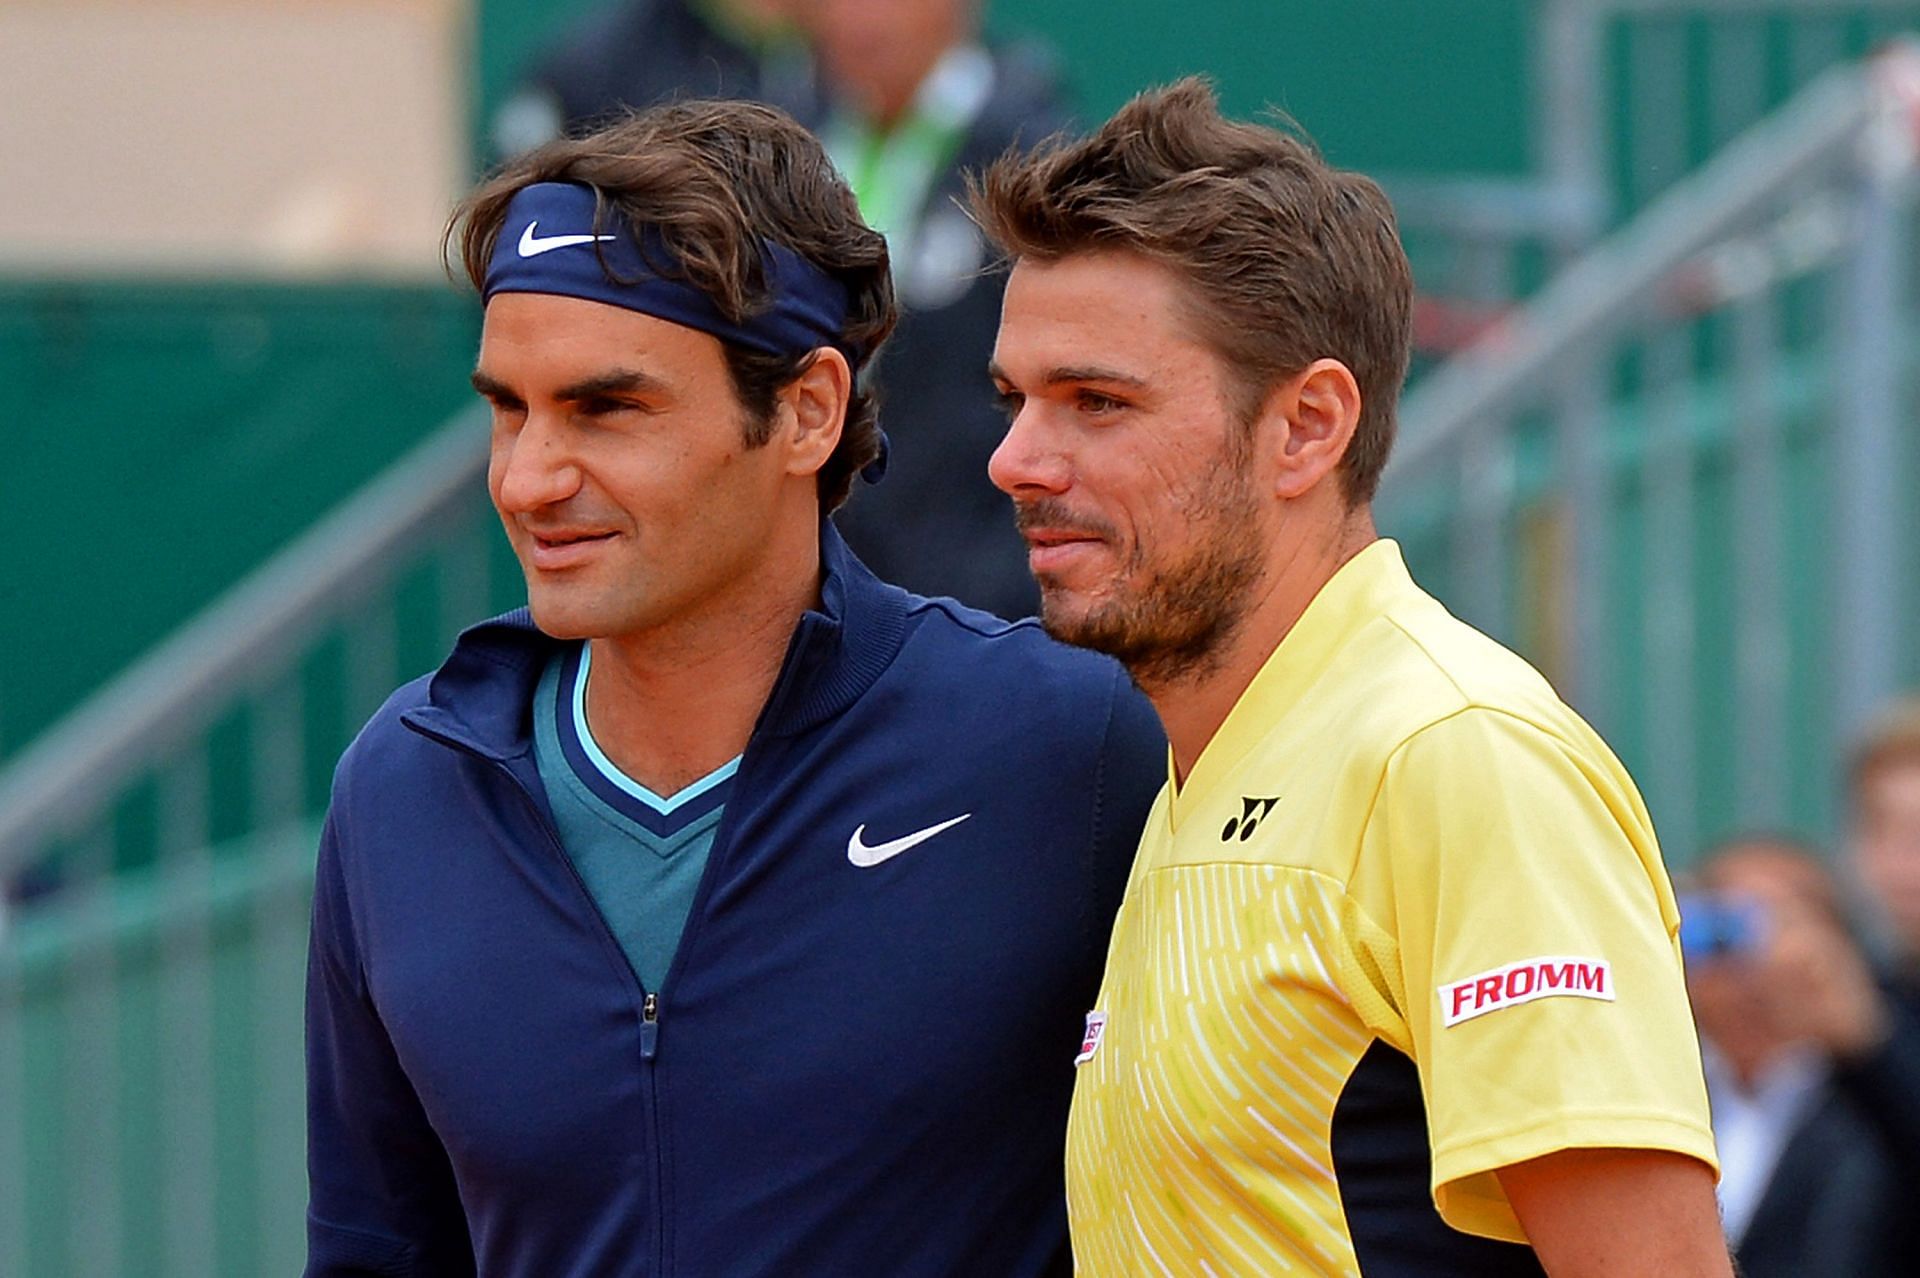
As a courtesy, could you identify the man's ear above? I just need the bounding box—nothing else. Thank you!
[778,347,851,478]
[1264,358,1362,500]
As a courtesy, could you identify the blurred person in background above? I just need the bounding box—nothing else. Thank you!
[1683,836,1905,1277]
[304,98,1163,1277]
[806,0,1071,619]
[1852,695,1920,1004]
[489,0,816,159]
[1839,694,1920,1250]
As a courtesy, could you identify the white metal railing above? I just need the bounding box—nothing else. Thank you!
[0,409,492,890]
[1396,1,1920,344]
[0,406,501,1275]
[1383,40,1920,858]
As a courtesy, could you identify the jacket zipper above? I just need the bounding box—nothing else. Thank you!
[489,754,673,1274]
[406,722,674,1274]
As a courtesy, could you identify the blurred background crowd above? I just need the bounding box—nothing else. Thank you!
[1,1,1918,1274]
[1681,698,1920,1276]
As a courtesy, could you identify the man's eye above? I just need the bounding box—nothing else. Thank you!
[578,397,638,418]
[1078,391,1124,414]
[996,390,1026,418]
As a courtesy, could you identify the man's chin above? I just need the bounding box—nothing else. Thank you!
[1033,585,1079,634]
[527,610,593,642]
[1036,592,1124,655]
[525,591,614,643]
[1038,590,1241,689]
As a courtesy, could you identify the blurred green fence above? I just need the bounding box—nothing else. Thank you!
[1383,42,1920,859]
[2,826,315,1278]
[0,415,514,1277]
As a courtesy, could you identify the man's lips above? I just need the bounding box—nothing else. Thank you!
[1021,526,1102,547]
[524,529,618,570]
[1020,527,1106,574]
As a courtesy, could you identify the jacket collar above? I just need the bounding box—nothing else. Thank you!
[403,521,910,762]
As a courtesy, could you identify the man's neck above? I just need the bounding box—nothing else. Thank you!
[582,531,821,796]
[1147,510,1378,787]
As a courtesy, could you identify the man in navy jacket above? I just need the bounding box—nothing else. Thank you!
[303,98,1164,1277]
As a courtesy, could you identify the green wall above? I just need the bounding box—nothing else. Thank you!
[989,0,1530,174]
[0,284,477,762]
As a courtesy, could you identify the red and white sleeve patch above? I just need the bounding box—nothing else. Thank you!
[1438,956,1614,1027]
[1075,1011,1108,1065]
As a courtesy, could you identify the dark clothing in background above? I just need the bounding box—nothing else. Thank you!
[491,0,817,157]
[832,43,1071,621]
[1731,971,1920,1278]
[1830,973,1920,1267]
[1729,1084,1902,1278]
[1833,969,1920,1158]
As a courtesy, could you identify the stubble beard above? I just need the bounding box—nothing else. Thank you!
[1028,454,1267,691]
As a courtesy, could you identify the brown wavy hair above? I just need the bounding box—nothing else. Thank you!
[968,77,1412,503]
[449,98,897,512]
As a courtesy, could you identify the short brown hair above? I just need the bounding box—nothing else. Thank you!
[1850,695,1920,793]
[969,78,1412,503]
[449,99,897,512]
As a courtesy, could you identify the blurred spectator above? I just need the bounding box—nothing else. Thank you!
[489,0,816,160]
[1838,695,1920,1249]
[1684,837,1909,1277]
[1852,695,1920,989]
[805,0,1070,618]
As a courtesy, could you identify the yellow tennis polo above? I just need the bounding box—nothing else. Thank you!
[1065,540,1716,1276]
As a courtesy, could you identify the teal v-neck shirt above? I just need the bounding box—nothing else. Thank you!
[531,643,737,992]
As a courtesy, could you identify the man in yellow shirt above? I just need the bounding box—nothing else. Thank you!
[973,79,1728,1277]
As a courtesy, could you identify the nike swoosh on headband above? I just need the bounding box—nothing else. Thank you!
[518,222,618,257]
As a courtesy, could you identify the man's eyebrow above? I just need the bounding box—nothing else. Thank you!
[469,368,673,402]
[554,369,673,401]
[470,369,516,401]
[986,360,1149,389]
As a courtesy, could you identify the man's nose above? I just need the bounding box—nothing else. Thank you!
[492,412,582,513]
[988,403,1072,498]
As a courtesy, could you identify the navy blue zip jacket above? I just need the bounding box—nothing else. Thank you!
[305,526,1166,1277]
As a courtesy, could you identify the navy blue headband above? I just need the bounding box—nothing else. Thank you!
[484,181,887,484]
[484,181,864,372]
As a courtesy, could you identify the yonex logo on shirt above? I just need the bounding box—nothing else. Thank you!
[1439,956,1613,1026]
[1220,796,1280,842]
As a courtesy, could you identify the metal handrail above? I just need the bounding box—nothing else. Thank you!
[1382,35,1920,851]
[1381,173,1605,243]
[0,409,488,877]
[1387,42,1920,487]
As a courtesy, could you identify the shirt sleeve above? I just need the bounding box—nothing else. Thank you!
[1346,706,1719,1242]
[305,807,476,1277]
